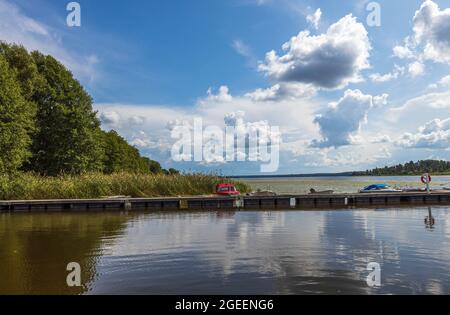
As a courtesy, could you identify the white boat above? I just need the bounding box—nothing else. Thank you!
[249,189,277,196]
[359,184,403,193]
[309,188,334,195]
[443,183,450,190]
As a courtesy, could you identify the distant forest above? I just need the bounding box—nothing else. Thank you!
[353,160,450,176]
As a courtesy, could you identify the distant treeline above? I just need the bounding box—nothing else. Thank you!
[352,160,450,176]
[0,42,177,176]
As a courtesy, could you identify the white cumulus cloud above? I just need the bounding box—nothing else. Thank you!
[397,118,450,149]
[259,14,371,89]
[370,65,405,82]
[245,83,317,102]
[408,61,425,77]
[306,8,322,30]
[99,111,121,127]
[203,86,233,103]
[394,1,450,66]
[413,0,450,64]
[312,89,388,148]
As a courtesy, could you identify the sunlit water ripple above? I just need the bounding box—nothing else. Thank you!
[1,207,450,294]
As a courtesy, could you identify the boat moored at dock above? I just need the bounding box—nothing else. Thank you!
[2,190,450,212]
[359,184,403,193]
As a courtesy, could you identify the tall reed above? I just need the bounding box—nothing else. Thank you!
[0,172,251,200]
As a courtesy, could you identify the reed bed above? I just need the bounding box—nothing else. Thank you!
[0,172,251,200]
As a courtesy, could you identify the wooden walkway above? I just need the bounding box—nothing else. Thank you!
[1,191,450,212]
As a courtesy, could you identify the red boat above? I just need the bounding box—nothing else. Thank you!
[216,183,240,196]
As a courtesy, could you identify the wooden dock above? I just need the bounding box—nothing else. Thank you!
[1,191,450,212]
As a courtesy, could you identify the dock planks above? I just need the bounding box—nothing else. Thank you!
[1,191,450,212]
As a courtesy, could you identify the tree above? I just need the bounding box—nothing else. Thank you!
[141,157,163,174]
[23,51,104,175]
[163,168,180,175]
[102,130,141,173]
[0,54,35,174]
[102,130,163,174]
[0,42,174,177]
[353,160,450,176]
[0,43,43,100]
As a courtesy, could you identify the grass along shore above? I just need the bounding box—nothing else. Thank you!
[0,173,251,201]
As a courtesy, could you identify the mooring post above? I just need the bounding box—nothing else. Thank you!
[124,199,132,210]
[233,196,244,209]
[421,173,431,194]
[290,198,296,208]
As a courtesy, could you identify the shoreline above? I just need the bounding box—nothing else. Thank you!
[233,174,450,179]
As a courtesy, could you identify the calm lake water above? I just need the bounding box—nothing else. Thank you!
[1,206,450,295]
[240,176,450,194]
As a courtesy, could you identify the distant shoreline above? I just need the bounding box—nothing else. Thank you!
[231,173,450,179]
[230,160,450,179]
[231,172,353,179]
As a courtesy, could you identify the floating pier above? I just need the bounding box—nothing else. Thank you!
[1,191,450,212]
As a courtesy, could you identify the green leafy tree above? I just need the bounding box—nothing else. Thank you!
[0,43,43,100]
[162,168,180,175]
[102,130,139,173]
[0,54,35,174]
[24,51,104,175]
[102,130,162,174]
[1,42,174,177]
[141,157,163,174]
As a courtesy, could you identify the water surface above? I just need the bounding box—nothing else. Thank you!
[240,175,450,194]
[1,207,450,295]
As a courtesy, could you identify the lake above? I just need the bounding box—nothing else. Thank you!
[1,206,450,295]
[239,175,450,194]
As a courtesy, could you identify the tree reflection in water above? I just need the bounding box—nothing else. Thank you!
[0,212,129,294]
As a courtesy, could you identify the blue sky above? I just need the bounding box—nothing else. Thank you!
[1,0,450,175]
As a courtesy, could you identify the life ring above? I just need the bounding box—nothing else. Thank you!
[421,174,431,184]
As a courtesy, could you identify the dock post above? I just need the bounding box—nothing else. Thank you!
[124,199,132,210]
[179,199,188,209]
[234,196,244,209]
[290,198,296,208]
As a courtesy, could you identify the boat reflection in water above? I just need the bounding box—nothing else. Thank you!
[1,207,450,295]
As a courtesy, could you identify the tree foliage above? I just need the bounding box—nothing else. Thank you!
[0,53,35,174]
[0,42,168,176]
[24,51,105,175]
[353,160,450,176]
[102,130,163,174]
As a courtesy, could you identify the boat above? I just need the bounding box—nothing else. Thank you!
[309,188,334,195]
[401,187,426,192]
[216,183,240,196]
[359,184,402,193]
[249,189,277,196]
[443,183,450,190]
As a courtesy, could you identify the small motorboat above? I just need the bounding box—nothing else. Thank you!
[443,183,450,190]
[359,184,402,193]
[401,187,426,192]
[216,183,240,196]
[309,188,334,195]
[249,189,277,196]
